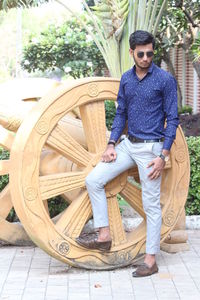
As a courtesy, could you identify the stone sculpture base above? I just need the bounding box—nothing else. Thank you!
[161,210,189,253]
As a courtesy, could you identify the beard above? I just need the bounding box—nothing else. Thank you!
[133,54,152,70]
[134,59,151,70]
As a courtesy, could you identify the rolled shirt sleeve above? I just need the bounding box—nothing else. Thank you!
[163,74,179,150]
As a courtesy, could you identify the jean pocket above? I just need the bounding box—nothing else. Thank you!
[151,142,163,156]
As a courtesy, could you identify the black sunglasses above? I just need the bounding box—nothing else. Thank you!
[137,51,154,58]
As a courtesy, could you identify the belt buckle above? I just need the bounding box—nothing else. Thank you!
[129,136,134,143]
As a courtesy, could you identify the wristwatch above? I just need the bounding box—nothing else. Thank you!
[159,153,169,162]
[108,140,116,146]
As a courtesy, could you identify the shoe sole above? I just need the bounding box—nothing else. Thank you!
[76,239,111,251]
[132,269,158,277]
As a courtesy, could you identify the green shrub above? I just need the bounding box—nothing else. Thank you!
[48,196,68,218]
[185,136,200,215]
[0,147,9,191]
[105,100,116,130]
[178,105,193,115]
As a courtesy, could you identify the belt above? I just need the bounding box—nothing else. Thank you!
[128,136,164,143]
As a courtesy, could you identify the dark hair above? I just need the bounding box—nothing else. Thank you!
[129,30,155,50]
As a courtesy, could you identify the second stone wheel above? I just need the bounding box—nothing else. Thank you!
[10,78,190,270]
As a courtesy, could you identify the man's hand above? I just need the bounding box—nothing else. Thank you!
[101,144,117,163]
[147,157,165,180]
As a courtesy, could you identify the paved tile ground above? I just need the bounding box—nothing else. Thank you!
[0,230,199,300]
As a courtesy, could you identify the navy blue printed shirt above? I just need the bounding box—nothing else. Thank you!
[110,62,179,150]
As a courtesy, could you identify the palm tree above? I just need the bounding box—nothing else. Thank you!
[1,0,168,77]
[0,0,46,10]
[56,0,168,77]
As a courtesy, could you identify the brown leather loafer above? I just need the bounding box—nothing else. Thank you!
[76,235,112,251]
[132,262,158,277]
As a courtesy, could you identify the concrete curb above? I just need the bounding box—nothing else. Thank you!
[84,216,200,233]
[186,215,200,229]
[123,216,200,231]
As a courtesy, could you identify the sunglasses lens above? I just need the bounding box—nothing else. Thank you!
[136,51,154,58]
[137,52,144,58]
[147,51,154,57]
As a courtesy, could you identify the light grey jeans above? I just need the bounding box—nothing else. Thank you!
[85,137,163,254]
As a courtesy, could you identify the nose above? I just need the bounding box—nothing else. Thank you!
[142,54,148,61]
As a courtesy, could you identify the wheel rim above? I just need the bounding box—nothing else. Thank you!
[10,77,190,270]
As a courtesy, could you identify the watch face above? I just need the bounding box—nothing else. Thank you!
[165,156,169,162]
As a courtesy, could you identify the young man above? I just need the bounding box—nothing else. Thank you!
[76,30,179,277]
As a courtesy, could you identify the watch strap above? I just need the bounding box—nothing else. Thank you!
[159,153,166,161]
[108,140,116,146]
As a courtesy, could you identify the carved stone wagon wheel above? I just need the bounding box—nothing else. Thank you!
[0,78,60,245]
[0,78,78,245]
[0,117,83,245]
[9,77,190,270]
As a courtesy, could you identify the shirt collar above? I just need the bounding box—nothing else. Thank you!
[132,61,155,75]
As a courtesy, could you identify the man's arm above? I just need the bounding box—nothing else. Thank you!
[109,76,127,144]
[148,74,179,180]
[102,76,127,162]
[162,74,179,152]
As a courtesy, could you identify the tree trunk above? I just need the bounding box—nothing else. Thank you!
[163,51,182,109]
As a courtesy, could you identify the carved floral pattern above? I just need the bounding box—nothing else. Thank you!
[163,210,176,227]
[35,119,49,135]
[87,83,99,97]
[58,241,70,256]
[24,187,37,201]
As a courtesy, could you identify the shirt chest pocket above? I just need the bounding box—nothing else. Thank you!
[148,87,163,103]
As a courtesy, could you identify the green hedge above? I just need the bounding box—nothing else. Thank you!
[1,136,200,218]
[105,100,116,130]
[185,136,200,215]
[0,147,9,191]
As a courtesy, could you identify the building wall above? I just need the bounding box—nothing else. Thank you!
[161,48,200,114]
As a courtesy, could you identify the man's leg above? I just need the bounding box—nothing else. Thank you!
[85,139,135,243]
[129,142,162,271]
[138,167,162,266]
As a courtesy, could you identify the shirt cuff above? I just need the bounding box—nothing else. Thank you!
[163,137,174,151]
[110,132,119,143]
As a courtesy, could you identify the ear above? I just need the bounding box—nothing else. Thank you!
[129,48,134,57]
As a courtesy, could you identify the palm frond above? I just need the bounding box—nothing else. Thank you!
[56,0,168,77]
[0,0,47,10]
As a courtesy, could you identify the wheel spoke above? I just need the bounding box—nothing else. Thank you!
[108,196,127,246]
[0,126,14,150]
[39,171,86,200]
[120,182,145,219]
[47,124,93,167]
[80,101,107,153]
[0,160,10,175]
[55,190,92,238]
[59,116,87,148]
[43,200,50,216]
[0,185,13,218]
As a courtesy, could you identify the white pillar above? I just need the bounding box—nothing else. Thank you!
[172,48,176,67]
[193,69,198,114]
[182,49,186,106]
